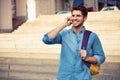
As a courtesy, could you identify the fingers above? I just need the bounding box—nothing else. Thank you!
[65,16,72,25]
[61,16,72,28]
[80,49,87,60]
[80,49,87,57]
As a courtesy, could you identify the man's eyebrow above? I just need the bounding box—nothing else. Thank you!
[72,14,81,16]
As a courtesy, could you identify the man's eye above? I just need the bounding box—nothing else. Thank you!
[72,15,75,17]
[77,15,81,17]
[72,15,81,17]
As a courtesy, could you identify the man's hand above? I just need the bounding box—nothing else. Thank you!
[61,16,72,28]
[48,16,72,39]
[80,49,88,60]
[80,49,97,64]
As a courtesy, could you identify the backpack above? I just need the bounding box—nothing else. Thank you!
[81,30,100,75]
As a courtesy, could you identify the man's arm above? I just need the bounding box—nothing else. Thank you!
[80,50,97,64]
[48,17,72,39]
[80,34,105,65]
[42,17,72,44]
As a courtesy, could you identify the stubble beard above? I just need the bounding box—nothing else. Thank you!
[74,20,84,29]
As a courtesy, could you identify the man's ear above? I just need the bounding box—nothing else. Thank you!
[84,16,87,21]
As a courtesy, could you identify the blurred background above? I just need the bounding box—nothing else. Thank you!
[0,0,120,80]
[0,0,120,32]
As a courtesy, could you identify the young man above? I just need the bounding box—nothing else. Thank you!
[42,5,105,80]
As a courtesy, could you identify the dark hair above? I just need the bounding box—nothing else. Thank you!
[71,5,88,17]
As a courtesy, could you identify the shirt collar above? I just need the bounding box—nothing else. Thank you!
[70,26,86,34]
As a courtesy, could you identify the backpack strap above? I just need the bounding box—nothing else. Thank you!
[81,30,91,50]
[81,30,92,68]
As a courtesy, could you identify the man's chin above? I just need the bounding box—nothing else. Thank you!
[73,24,79,27]
[73,25,80,28]
[74,26,81,28]
[73,22,83,28]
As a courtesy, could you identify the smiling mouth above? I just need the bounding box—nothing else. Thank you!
[72,20,78,23]
[72,21,79,25]
[72,21,84,28]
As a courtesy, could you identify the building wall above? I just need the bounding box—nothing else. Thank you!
[0,0,12,32]
[16,0,27,17]
[0,0,28,32]
[55,0,64,13]
[36,0,56,15]
[84,0,98,11]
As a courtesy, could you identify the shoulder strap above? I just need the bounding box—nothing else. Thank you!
[81,30,92,68]
[81,30,91,50]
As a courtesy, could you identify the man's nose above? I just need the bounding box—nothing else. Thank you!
[73,16,77,19]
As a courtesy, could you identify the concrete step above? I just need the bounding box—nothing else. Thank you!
[12,11,120,34]
[0,11,120,60]
[87,11,120,22]
[93,62,120,80]
[0,58,58,80]
[0,33,119,55]
[13,22,120,34]
[0,56,120,80]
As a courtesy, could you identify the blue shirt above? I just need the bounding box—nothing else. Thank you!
[42,27,105,80]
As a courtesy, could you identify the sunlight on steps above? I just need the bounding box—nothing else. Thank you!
[0,11,120,57]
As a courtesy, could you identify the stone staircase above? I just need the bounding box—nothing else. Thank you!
[0,11,120,80]
[86,11,120,55]
[0,57,120,80]
[0,58,58,80]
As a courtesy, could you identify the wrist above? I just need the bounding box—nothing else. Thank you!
[60,23,67,29]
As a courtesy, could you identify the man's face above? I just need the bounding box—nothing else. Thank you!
[71,10,87,28]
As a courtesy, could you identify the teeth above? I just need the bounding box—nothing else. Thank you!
[73,21,77,23]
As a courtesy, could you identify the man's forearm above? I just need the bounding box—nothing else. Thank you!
[84,56,97,64]
[48,24,66,39]
[48,16,72,39]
